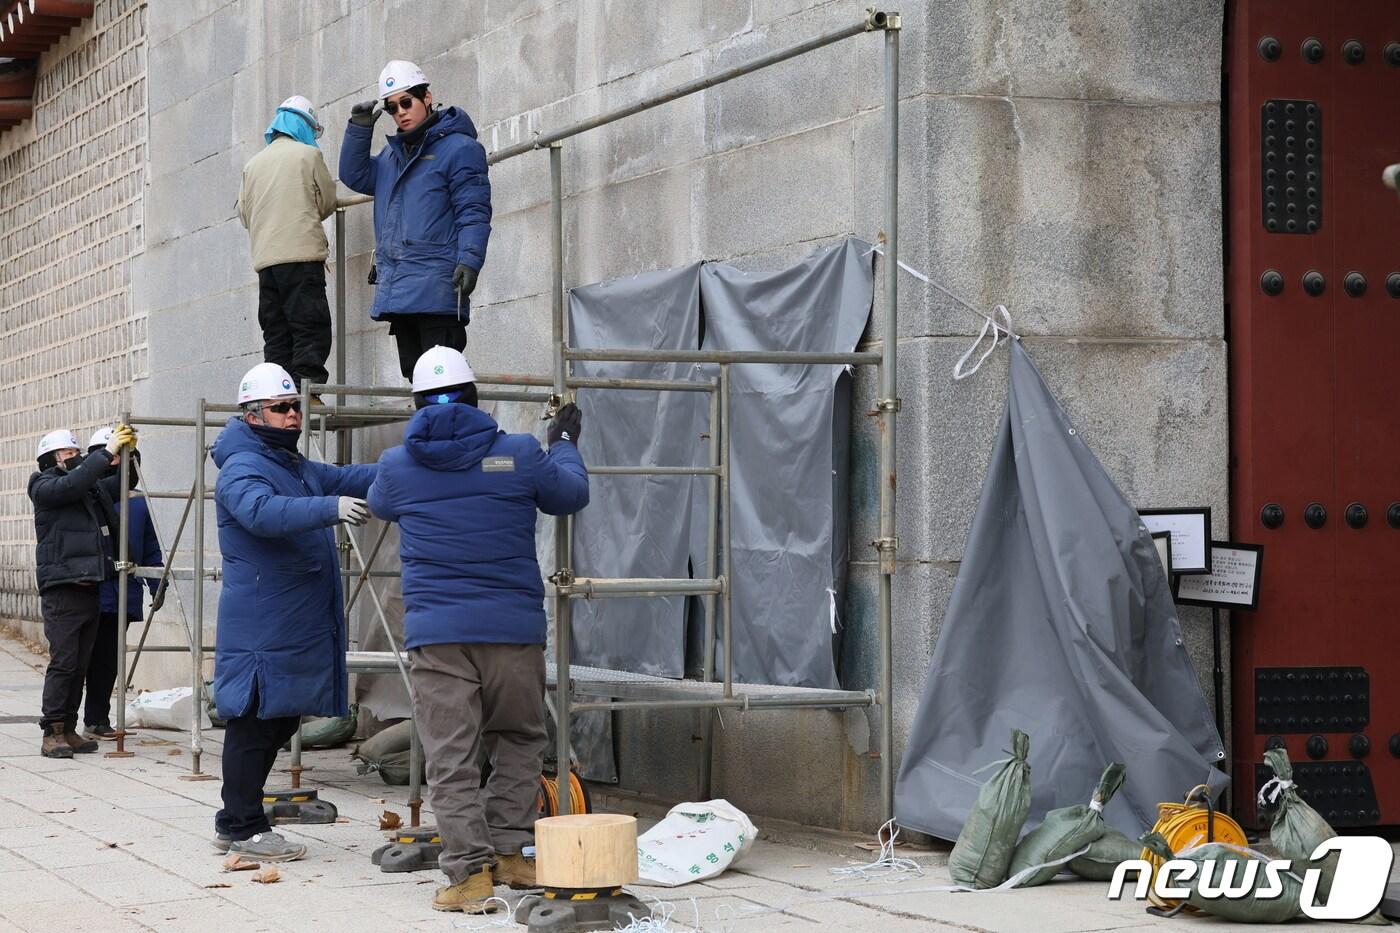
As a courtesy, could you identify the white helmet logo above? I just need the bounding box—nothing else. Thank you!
[434,365,444,375]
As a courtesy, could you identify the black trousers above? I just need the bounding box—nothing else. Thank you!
[216,690,300,840]
[39,584,101,733]
[258,261,332,389]
[83,611,131,729]
[388,314,467,380]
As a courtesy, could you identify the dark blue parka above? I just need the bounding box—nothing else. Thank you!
[98,489,161,620]
[211,418,377,720]
[367,404,588,649]
[338,106,492,322]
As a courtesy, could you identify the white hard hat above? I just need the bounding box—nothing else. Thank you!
[37,429,80,459]
[237,362,298,404]
[379,60,429,99]
[278,94,323,138]
[412,346,476,394]
[87,426,115,450]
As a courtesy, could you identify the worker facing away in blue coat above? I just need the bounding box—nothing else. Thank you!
[339,60,492,381]
[368,346,588,914]
[84,427,164,741]
[211,362,376,863]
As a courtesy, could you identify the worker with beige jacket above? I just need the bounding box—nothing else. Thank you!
[237,95,338,396]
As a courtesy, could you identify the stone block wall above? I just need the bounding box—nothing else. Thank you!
[1,0,1228,833]
[0,1,148,637]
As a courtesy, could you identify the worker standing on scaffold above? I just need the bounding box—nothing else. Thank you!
[208,362,377,863]
[368,346,588,914]
[339,60,492,381]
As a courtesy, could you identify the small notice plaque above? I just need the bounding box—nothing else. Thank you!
[1173,542,1263,611]
[1139,508,1211,574]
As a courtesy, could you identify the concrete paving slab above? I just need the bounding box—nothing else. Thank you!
[2,634,1359,933]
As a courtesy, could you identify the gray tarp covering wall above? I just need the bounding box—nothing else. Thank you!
[693,241,871,688]
[894,340,1226,840]
[569,265,707,677]
[569,239,872,688]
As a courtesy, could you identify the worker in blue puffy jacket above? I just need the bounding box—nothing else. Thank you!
[82,426,163,742]
[368,346,588,915]
[339,60,492,380]
[210,362,377,864]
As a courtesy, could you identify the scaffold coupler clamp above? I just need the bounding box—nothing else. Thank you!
[873,536,899,574]
[874,397,901,413]
[114,560,137,574]
[549,568,576,590]
[865,9,900,30]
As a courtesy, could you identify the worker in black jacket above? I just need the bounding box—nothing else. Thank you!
[27,425,135,759]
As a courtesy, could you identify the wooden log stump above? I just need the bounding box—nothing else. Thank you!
[535,813,638,888]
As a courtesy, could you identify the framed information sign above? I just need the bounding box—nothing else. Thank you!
[1139,507,1211,574]
[1173,542,1263,611]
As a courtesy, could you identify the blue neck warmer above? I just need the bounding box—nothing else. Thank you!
[264,108,319,147]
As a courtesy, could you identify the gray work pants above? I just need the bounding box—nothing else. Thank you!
[408,642,548,884]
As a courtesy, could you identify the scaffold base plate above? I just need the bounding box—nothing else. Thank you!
[371,826,442,873]
[514,890,652,932]
[263,788,338,824]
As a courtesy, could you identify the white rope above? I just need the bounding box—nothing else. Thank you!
[451,897,515,929]
[952,305,1014,381]
[828,819,926,882]
[1256,775,1295,807]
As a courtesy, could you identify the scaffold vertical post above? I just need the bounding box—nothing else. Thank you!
[720,365,733,699]
[189,398,209,777]
[877,15,901,825]
[697,377,720,798]
[549,141,574,816]
[107,411,135,759]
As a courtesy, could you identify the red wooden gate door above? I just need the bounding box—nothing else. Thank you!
[1228,0,1400,827]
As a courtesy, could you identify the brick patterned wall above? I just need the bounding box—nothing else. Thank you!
[0,0,148,625]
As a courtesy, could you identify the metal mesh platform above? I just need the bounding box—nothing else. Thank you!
[344,651,872,708]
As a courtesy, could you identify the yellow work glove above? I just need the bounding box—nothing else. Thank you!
[104,424,137,456]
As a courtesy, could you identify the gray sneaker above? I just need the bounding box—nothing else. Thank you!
[227,831,306,862]
[211,833,232,853]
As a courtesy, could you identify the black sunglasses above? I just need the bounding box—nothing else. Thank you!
[383,95,418,115]
[263,399,302,414]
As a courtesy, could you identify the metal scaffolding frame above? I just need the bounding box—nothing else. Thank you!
[109,9,902,826]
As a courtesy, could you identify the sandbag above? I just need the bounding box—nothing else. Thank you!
[1007,761,1125,887]
[352,719,413,786]
[297,705,358,750]
[1140,832,1303,924]
[1068,828,1142,881]
[948,729,1032,889]
[1261,747,1389,926]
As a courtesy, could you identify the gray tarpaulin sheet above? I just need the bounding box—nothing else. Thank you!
[569,265,707,678]
[693,240,872,688]
[567,239,871,689]
[894,340,1226,840]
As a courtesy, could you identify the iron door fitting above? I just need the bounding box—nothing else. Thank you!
[1261,100,1323,234]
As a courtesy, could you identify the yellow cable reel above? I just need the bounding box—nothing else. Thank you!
[1140,784,1248,912]
[538,769,591,818]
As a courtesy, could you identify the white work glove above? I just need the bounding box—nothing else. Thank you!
[337,497,370,526]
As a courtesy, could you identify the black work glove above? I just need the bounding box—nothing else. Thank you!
[453,264,478,297]
[350,100,380,127]
[148,582,166,615]
[547,403,582,447]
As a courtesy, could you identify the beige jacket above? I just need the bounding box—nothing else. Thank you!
[237,136,338,272]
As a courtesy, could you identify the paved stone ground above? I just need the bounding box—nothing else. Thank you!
[0,634,1372,931]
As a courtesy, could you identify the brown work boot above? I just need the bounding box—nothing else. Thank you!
[494,852,536,889]
[64,731,99,754]
[64,728,99,750]
[41,726,73,759]
[431,866,497,913]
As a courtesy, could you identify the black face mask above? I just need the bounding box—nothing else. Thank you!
[249,423,302,451]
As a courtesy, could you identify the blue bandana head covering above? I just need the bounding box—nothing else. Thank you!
[264,108,319,147]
